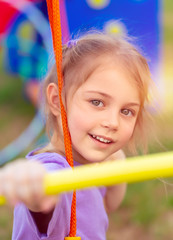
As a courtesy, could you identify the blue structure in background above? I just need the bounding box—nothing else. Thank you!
[4,0,162,80]
[4,0,49,80]
[65,0,161,77]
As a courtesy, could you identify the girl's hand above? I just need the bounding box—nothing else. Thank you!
[104,150,126,213]
[0,160,58,213]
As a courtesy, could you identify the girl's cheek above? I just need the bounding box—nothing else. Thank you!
[123,124,136,140]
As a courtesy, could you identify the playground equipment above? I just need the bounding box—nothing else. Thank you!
[0,0,52,165]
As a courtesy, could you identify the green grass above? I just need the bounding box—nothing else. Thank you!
[0,207,13,239]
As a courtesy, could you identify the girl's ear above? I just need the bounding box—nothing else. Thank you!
[46,83,60,116]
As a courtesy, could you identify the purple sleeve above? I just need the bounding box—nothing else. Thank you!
[12,151,73,240]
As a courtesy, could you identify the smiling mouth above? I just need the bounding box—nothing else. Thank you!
[89,134,113,144]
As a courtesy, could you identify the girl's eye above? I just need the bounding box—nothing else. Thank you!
[121,109,133,116]
[91,100,104,107]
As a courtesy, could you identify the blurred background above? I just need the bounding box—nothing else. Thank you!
[0,0,173,239]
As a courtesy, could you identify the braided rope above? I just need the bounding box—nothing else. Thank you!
[46,0,77,237]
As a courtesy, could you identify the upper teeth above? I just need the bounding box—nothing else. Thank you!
[92,135,111,143]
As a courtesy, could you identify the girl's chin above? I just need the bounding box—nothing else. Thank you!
[81,156,108,164]
[72,148,113,164]
[73,154,105,165]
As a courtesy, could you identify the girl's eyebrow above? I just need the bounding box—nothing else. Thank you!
[124,103,140,108]
[85,91,111,98]
[85,91,140,107]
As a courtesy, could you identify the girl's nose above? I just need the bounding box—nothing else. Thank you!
[101,111,119,130]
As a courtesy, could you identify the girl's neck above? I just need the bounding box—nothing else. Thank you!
[50,133,66,158]
[51,133,87,164]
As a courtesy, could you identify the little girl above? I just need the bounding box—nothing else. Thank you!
[0,32,152,239]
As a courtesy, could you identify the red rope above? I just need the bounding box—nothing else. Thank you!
[46,0,77,237]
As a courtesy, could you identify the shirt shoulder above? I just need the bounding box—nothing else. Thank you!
[26,150,71,172]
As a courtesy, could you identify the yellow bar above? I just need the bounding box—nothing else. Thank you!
[1,151,173,205]
[44,151,173,195]
[0,196,6,205]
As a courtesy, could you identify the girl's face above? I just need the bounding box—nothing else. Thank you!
[66,63,140,164]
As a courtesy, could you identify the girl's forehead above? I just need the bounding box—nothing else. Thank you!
[84,55,133,79]
[83,60,137,87]
[77,65,139,98]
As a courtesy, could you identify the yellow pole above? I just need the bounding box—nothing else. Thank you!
[0,151,173,205]
[0,196,6,205]
[44,151,173,195]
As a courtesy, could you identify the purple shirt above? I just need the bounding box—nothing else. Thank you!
[12,151,108,240]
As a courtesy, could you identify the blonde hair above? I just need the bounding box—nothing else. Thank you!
[41,32,153,154]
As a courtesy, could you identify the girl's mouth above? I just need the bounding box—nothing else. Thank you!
[89,134,113,144]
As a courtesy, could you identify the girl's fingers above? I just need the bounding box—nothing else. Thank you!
[0,160,59,212]
[0,160,47,208]
[15,161,46,202]
[0,168,18,206]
